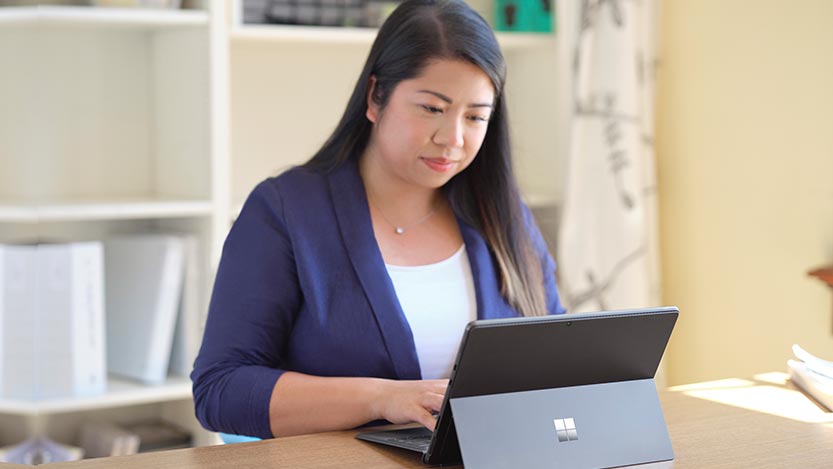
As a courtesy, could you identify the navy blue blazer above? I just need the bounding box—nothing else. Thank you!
[191,160,565,439]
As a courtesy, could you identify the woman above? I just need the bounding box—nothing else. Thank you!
[192,0,565,440]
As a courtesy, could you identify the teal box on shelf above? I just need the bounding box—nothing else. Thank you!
[495,0,553,32]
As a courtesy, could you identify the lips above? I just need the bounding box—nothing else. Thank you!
[421,157,458,173]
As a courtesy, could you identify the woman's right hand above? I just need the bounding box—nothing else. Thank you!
[372,379,450,431]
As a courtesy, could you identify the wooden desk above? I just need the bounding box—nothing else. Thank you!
[44,375,833,468]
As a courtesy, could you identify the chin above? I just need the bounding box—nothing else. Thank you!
[425,176,455,190]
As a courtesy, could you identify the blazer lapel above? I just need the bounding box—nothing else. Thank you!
[457,216,516,320]
[327,161,422,380]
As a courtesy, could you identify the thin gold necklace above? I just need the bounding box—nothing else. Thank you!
[367,196,438,235]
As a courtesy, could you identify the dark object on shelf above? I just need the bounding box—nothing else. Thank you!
[808,266,833,334]
[495,0,553,32]
[122,420,192,453]
[264,0,316,25]
[243,0,400,28]
[242,0,270,23]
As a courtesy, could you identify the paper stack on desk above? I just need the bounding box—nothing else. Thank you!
[788,344,833,412]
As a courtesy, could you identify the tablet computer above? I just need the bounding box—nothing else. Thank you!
[357,306,678,468]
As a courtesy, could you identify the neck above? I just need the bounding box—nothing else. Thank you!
[358,152,443,219]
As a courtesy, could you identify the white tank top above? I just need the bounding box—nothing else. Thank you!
[385,244,477,380]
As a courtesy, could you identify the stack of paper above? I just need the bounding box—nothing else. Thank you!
[787,344,833,411]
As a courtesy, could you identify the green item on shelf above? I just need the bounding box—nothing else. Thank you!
[495,0,553,33]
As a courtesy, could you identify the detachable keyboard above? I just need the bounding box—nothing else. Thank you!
[356,426,433,453]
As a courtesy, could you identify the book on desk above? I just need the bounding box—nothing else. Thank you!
[788,343,833,411]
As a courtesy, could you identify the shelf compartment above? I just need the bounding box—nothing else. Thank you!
[230,24,555,51]
[497,32,557,51]
[523,193,561,209]
[0,375,192,416]
[0,5,208,30]
[0,198,213,223]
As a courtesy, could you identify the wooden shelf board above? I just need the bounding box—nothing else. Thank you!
[523,193,561,209]
[0,375,192,416]
[0,198,213,223]
[231,24,377,45]
[0,5,208,30]
[230,24,555,51]
[496,31,557,51]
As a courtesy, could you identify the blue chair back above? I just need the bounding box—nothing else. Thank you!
[219,432,261,444]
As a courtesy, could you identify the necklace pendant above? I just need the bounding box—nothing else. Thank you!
[395,227,405,235]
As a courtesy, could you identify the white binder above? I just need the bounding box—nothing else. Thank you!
[168,235,203,378]
[36,242,107,398]
[104,235,185,385]
[0,245,37,399]
[0,246,4,396]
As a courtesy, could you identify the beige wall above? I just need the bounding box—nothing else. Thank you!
[657,0,833,385]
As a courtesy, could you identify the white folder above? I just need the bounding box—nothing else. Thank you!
[36,242,107,398]
[168,235,203,378]
[0,245,37,399]
[104,235,185,385]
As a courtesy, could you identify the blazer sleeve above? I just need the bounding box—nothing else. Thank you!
[191,179,299,439]
[521,202,567,315]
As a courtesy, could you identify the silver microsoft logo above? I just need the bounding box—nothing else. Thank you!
[553,418,578,442]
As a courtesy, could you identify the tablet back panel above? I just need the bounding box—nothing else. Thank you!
[450,378,673,469]
[424,307,678,465]
[451,307,677,398]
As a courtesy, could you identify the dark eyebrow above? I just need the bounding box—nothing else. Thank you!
[417,89,493,109]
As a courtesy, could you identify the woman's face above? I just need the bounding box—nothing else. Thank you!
[364,58,496,190]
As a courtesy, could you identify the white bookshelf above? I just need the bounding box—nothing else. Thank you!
[0,0,229,452]
[0,0,568,454]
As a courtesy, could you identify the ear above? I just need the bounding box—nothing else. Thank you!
[366,75,379,124]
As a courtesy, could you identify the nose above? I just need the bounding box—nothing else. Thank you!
[432,115,464,149]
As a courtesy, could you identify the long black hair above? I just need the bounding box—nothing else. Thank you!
[305,0,547,316]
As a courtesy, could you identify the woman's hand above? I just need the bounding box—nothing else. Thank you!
[268,373,448,437]
[372,379,449,431]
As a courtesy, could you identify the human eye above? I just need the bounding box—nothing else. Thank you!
[421,104,443,114]
[467,114,490,123]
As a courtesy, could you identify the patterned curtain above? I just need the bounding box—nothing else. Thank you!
[557,0,661,313]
